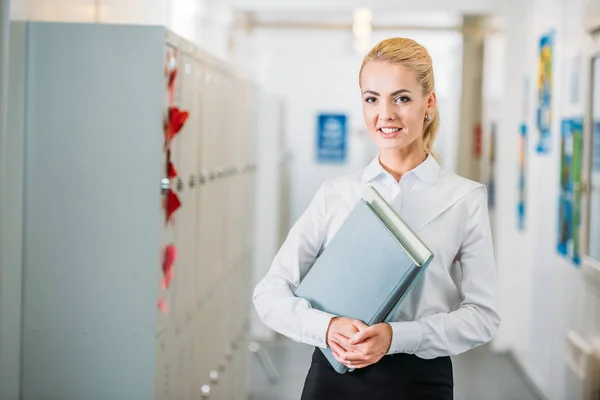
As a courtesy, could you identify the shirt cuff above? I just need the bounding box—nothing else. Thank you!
[387,321,423,355]
[301,309,337,349]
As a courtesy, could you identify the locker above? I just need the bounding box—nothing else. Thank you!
[11,21,256,400]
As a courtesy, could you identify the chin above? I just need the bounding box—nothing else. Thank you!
[374,137,409,151]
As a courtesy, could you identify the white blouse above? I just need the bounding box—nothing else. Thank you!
[253,154,501,359]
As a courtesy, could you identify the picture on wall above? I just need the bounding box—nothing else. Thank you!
[517,122,527,231]
[487,121,497,211]
[557,117,583,265]
[316,113,348,164]
[536,31,554,154]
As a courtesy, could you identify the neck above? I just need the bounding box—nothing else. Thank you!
[378,145,427,182]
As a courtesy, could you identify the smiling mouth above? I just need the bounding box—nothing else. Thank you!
[378,127,402,138]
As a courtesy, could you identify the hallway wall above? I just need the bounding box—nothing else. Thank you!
[494,0,599,398]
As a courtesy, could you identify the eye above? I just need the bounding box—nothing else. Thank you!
[364,96,377,104]
[395,96,411,104]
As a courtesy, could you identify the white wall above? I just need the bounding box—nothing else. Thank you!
[494,0,599,398]
[251,28,463,222]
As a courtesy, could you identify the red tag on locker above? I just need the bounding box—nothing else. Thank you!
[166,149,178,178]
[164,188,181,222]
[164,107,189,146]
[157,297,169,313]
[161,244,177,289]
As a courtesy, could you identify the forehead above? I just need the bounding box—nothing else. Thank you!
[360,61,419,92]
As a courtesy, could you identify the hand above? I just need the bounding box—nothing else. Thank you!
[326,317,368,349]
[328,323,393,369]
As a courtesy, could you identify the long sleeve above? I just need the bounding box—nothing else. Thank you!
[252,183,336,349]
[387,186,501,359]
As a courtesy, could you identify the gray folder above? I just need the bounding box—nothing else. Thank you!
[294,186,434,374]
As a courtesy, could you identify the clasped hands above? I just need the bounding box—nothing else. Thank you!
[325,316,393,369]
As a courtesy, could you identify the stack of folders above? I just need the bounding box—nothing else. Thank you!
[294,185,434,374]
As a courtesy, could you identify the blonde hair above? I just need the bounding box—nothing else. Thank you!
[359,37,439,157]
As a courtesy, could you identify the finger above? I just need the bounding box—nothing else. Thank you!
[329,339,347,356]
[339,351,370,363]
[331,332,351,342]
[334,334,367,355]
[332,333,352,349]
[352,319,369,332]
[350,328,376,345]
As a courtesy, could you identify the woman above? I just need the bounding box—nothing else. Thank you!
[252,37,501,400]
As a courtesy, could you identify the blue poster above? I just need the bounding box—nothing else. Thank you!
[317,114,347,163]
[487,121,497,210]
[593,121,600,172]
[557,117,583,266]
[517,122,527,231]
[536,31,554,154]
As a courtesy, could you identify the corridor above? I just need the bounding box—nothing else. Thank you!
[1,0,600,399]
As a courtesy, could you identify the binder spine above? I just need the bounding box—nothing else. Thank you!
[384,256,434,323]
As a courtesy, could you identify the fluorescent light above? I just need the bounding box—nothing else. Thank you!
[353,8,372,53]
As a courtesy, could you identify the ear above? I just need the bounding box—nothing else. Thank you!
[426,92,437,114]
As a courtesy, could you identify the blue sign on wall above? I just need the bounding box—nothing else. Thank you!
[316,114,347,163]
[593,121,600,172]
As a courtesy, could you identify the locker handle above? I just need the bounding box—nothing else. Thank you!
[189,175,196,188]
[215,167,227,179]
[201,385,211,398]
[209,370,219,383]
[160,178,170,195]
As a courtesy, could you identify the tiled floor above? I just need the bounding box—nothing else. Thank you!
[247,337,541,400]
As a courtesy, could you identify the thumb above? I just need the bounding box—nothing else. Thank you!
[350,327,374,344]
[352,319,369,332]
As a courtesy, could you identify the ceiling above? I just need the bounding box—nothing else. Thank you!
[223,0,506,31]
[224,0,506,15]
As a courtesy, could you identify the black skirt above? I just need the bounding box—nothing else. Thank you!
[301,348,453,400]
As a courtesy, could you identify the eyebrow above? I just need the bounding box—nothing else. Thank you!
[363,89,412,96]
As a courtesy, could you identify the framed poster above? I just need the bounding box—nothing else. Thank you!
[316,113,347,164]
[517,122,527,231]
[487,121,497,210]
[557,117,584,265]
[536,31,554,154]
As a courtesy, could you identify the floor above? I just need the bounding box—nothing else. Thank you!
[247,337,541,400]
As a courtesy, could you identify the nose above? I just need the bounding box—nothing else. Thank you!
[378,102,396,122]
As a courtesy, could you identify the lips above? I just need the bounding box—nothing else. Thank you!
[378,127,402,138]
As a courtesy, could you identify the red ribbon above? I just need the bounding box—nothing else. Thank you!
[168,69,178,105]
[163,189,181,223]
[164,107,189,146]
[161,244,177,289]
[166,149,177,179]
[157,298,169,313]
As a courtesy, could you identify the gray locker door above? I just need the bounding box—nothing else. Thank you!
[20,22,164,399]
